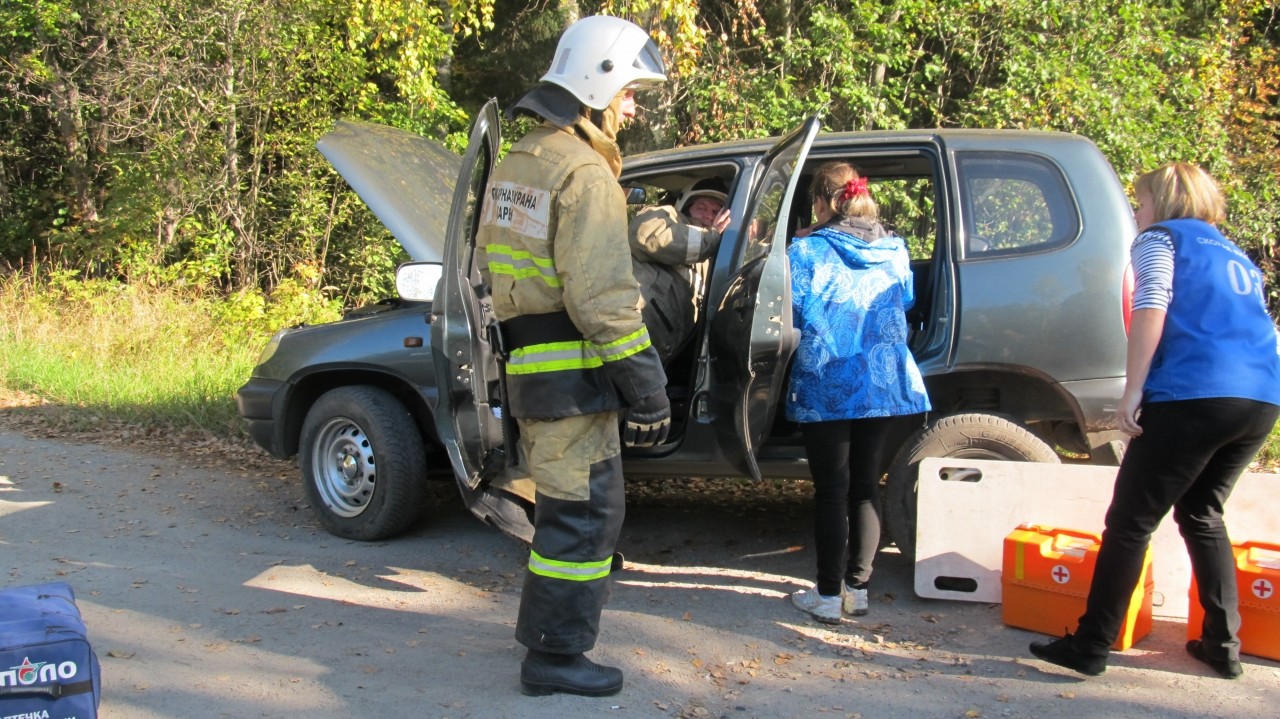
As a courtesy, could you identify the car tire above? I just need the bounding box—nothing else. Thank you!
[883,412,1060,560]
[300,385,428,540]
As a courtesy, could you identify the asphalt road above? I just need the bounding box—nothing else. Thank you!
[2,430,1277,718]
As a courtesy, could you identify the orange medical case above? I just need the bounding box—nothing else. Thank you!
[1002,524,1153,650]
[1187,541,1280,661]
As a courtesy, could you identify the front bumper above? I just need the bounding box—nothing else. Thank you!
[235,377,288,458]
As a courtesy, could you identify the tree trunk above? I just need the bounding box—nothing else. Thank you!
[41,47,99,223]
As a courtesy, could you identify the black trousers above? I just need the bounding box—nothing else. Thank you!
[801,414,922,596]
[1073,398,1278,660]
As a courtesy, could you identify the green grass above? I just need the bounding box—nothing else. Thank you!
[0,271,1277,471]
[0,272,333,439]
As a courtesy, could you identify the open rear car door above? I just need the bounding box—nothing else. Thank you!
[708,116,821,480]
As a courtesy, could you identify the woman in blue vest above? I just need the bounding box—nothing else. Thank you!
[1030,163,1280,679]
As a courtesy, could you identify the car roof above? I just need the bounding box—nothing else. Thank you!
[623,128,1092,172]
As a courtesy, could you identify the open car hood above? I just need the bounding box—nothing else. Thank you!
[316,121,462,262]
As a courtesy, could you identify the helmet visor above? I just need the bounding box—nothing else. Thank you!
[627,38,667,88]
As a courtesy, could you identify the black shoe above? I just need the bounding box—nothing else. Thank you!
[1029,633,1107,676]
[520,650,624,697]
[1186,640,1243,679]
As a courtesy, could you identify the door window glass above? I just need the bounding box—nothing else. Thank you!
[956,153,1079,257]
[742,141,807,266]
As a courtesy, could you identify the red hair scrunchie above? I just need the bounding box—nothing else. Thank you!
[840,177,869,201]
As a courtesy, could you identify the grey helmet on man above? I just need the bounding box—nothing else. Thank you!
[540,15,667,110]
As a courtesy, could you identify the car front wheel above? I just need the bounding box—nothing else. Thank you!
[883,412,1060,560]
[300,385,428,540]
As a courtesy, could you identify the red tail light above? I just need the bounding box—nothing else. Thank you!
[1121,262,1135,335]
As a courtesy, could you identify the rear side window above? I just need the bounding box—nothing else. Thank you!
[956,152,1079,258]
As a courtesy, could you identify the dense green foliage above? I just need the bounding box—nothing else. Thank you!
[0,1,1277,460]
[2,0,1277,309]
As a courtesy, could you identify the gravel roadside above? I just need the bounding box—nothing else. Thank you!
[1,422,1277,718]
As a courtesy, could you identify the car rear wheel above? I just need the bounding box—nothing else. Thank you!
[883,412,1060,560]
[300,385,427,540]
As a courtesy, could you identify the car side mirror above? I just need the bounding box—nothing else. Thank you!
[396,261,443,301]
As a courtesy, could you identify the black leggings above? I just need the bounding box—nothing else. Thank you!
[1073,398,1278,659]
[801,414,923,596]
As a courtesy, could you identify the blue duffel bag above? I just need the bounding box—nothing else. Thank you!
[0,582,101,719]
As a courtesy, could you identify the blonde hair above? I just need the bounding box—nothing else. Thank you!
[1134,162,1226,225]
[809,161,878,221]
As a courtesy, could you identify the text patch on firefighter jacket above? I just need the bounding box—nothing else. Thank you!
[477,123,666,419]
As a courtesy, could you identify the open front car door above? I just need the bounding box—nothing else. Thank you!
[433,99,535,542]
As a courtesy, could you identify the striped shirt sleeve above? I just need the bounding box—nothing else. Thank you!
[1130,228,1175,312]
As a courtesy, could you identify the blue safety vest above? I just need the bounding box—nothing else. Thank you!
[1143,219,1280,406]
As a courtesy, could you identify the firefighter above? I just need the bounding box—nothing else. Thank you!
[629,178,732,365]
[475,15,671,698]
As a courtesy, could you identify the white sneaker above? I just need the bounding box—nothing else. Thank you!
[843,583,869,616]
[790,586,842,624]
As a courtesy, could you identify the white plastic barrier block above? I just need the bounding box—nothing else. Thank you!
[913,457,1276,618]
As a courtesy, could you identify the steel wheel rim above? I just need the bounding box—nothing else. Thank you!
[311,416,377,518]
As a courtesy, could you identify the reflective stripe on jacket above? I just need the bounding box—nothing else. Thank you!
[477,123,655,418]
[507,326,653,375]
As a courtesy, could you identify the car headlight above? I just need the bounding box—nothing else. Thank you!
[255,328,291,365]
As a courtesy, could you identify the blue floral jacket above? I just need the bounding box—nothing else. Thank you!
[785,219,931,422]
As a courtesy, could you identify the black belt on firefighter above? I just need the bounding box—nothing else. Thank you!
[488,310,584,469]
[498,309,584,349]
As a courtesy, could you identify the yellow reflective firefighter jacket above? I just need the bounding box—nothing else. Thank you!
[477,122,666,419]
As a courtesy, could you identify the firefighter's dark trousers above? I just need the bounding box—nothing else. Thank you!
[514,412,624,654]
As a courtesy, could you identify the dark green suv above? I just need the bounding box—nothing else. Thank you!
[236,101,1134,555]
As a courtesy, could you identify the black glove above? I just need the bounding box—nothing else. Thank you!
[622,390,671,448]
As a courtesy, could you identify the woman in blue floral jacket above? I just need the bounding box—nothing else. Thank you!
[786,161,931,624]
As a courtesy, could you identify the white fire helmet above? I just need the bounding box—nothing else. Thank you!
[540,15,668,111]
[677,178,729,215]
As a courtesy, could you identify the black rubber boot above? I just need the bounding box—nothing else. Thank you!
[1029,633,1108,676]
[520,650,624,697]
